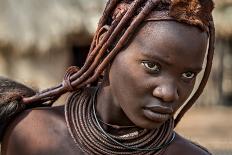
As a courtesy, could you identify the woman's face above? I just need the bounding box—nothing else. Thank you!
[107,21,208,129]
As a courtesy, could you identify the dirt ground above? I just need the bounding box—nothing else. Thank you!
[1,105,231,155]
[176,105,232,155]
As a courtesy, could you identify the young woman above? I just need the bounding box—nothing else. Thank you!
[0,0,215,154]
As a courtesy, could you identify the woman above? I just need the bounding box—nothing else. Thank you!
[0,0,215,154]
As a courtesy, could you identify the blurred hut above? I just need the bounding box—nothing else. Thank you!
[0,0,106,89]
[197,0,232,106]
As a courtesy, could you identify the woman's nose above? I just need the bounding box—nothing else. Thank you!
[152,83,179,103]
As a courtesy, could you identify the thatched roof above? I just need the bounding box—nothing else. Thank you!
[214,0,232,38]
[0,0,106,54]
[214,0,232,7]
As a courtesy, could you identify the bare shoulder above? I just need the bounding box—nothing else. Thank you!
[2,105,66,139]
[164,133,212,155]
[1,106,80,155]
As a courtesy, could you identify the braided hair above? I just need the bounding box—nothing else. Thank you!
[0,0,215,128]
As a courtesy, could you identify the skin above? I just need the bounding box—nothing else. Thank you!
[2,21,209,155]
[96,21,208,129]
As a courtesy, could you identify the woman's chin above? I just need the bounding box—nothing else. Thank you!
[134,119,165,130]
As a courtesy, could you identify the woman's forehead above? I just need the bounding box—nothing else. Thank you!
[137,21,207,40]
[132,21,208,51]
[123,21,208,66]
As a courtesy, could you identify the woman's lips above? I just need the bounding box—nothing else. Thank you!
[143,106,173,122]
[144,105,173,114]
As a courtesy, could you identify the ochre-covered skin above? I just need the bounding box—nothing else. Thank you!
[1,0,214,154]
[2,106,210,155]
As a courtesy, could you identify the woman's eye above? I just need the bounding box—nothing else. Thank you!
[182,72,195,79]
[142,61,160,73]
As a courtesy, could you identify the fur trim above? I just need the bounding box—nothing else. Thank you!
[170,0,214,30]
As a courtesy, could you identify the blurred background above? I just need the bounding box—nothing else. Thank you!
[0,0,231,154]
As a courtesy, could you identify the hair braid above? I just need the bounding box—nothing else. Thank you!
[70,0,144,83]
[21,0,124,104]
[89,0,121,52]
[70,0,144,86]
[22,0,149,104]
[70,10,126,85]
[79,0,160,87]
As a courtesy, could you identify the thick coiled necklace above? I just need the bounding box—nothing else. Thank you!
[65,87,175,155]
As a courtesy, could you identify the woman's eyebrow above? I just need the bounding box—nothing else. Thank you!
[141,52,203,72]
[183,67,203,73]
[140,52,172,66]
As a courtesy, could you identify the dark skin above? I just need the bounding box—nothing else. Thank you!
[2,21,209,155]
[97,21,207,129]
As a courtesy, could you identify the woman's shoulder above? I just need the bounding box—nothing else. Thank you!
[164,132,212,155]
[1,105,82,155]
[3,105,66,134]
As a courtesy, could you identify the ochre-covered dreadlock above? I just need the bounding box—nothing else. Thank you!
[0,0,215,128]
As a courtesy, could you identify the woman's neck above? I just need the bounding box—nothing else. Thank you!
[96,85,135,130]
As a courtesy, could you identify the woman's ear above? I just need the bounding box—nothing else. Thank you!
[96,25,110,46]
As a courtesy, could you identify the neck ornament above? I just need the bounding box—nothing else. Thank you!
[65,88,175,155]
